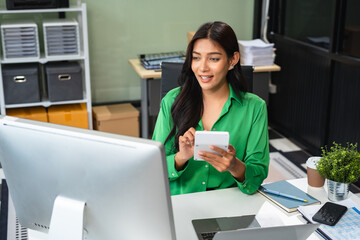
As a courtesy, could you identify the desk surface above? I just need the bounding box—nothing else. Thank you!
[128,59,281,79]
[12,177,360,240]
[171,178,359,240]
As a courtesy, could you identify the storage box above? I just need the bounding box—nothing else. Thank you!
[45,61,83,102]
[187,31,195,43]
[48,103,88,129]
[43,19,80,58]
[92,103,139,137]
[6,107,48,122]
[6,0,69,10]
[343,26,360,58]
[1,21,40,60]
[2,63,40,104]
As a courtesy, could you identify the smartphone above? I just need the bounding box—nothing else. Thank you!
[312,202,347,226]
[194,131,229,161]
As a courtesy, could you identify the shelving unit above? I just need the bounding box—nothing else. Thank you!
[0,3,93,129]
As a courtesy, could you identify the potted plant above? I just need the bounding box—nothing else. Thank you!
[316,142,360,201]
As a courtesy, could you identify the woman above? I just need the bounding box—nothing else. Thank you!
[152,21,269,195]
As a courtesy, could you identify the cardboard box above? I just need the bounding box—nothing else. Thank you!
[6,107,48,122]
[187,31,195,43]
[48,103,88,129]
[344,26,360,58]
[92,103,139,137]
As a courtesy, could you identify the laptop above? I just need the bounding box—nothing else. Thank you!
[192,215,320,240]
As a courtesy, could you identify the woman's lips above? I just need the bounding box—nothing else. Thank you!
[199,75,213,83]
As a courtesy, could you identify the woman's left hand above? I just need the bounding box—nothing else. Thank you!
[198,144,245,182]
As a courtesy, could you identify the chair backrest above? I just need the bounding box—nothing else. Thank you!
[241,65,254,93]
[160,62,253,99]
[160,62,183,99]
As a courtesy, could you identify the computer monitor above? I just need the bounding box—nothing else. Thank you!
[0,116,176,240]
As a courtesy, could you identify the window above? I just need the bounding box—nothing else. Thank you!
[341,0,360,58]
[283,0,335,49]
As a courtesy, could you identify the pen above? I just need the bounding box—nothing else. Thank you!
[263,188,308,202]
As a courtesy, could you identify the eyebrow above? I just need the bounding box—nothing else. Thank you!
[192,51,223,55]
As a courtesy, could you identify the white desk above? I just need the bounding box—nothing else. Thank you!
[13,177,360,240]
[171,178,360,240]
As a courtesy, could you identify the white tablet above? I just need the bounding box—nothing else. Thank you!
[194,131,229,161]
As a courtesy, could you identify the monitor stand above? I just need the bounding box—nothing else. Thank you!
[48,196,85,240]
[28,230,49,240]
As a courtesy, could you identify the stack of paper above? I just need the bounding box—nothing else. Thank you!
[238,39,275,66]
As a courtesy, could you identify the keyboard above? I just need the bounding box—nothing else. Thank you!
[139,51,185,70]
[200,231,217,240]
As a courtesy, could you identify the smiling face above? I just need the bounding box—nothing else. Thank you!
[191,38,237,93]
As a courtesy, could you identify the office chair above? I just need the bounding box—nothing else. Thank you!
[160,62,253,99]
[160,62,183,99]
[240,65,254,93]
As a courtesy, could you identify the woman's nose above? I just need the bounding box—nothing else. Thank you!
[200,60,209,72]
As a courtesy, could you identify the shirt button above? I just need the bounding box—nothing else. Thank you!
[213,128,216,130]
[205,164,208,168]
[172,173,175,176]
[202,182,206,185]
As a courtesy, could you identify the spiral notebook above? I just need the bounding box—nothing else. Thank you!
[258,180,321,212]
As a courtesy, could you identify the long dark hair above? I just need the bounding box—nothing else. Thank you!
[165,21,248,150]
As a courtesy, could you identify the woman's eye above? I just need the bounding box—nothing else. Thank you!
[192,56,200,60]
[210,58,220,62]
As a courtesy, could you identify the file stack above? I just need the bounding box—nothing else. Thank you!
[1,21,40,60]
[43,19,80,58]
[238,39,275,66]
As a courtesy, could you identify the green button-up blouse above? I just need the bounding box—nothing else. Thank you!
[152,84,269,195]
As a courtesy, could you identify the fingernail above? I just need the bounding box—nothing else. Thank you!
[209,145,214,150]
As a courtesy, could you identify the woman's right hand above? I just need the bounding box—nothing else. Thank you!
[175,127,196,170]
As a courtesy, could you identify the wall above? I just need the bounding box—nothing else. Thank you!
[0,0,254,104]
[82,0,254,103]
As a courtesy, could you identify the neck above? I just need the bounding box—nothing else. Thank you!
[202,82,230,103]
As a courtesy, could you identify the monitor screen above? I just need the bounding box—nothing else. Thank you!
[0,116,176,240]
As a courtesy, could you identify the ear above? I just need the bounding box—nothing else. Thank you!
[228,51,240,70]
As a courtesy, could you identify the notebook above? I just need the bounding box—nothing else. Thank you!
[258,180,321,212]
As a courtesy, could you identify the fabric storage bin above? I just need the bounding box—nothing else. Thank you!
[48,103,88,129]
[45,61,83,102]
[92,103,140,137]
[6,107,48,122]
[2,63,40,104]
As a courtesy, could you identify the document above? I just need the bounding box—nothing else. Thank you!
[298,198,360,240]
[237,39,275,66]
